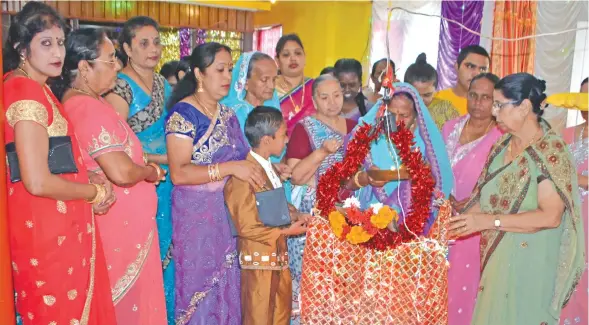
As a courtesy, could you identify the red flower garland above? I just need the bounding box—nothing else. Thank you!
[316,121,436,251]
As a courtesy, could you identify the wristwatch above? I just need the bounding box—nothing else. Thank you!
[494,216,501,229]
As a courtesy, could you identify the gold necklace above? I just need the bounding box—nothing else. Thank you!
[193,94,217,118]
[71,86,99,100]
[507,127,542,161]
[17,67,31,79]
[279,76,305,114]
[463,118,494,144]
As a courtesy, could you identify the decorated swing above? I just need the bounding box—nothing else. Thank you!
[299,63,452,325]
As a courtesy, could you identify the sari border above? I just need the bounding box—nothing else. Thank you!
[527,144,583,309]
[193,104,223,152]
[175,250,238,325]
[279,77,312,100]
[111,229,155,305]
[79,211,97,325]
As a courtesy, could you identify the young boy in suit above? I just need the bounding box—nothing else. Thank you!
[224,106,307,325]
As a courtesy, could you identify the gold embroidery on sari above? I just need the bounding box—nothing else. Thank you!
[57,200,67,214]
[527,134,584,311]
[79,210,97,325]
[43,295,56,306]
[175,251,238,325]
[111,230,155,305]
[166,112,196,138]
[43,88,68,137]
[192,105,232,165]
[88,127,123,156]
[67,289,78,300]
[5,100,49,128]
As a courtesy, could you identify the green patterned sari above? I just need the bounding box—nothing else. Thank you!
[464,123,585,325]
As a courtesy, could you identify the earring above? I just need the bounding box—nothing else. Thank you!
[197,81,204,93]
[19,54,26,67]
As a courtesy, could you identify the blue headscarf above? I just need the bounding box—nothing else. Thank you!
[221,51,281,130]
[356,82,454,233]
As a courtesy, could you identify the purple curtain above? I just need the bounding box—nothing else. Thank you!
[436,0,484,90]
[179,29,207,59]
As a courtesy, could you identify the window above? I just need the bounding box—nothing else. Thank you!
[253,25,282,57]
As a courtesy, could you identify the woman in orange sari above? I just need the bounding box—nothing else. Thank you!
[52,28,168,324]
[2,3,117,325]
[274,34,315,137]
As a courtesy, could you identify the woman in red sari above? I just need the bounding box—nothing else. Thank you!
[274,34,315,136]
[2,3,117,324]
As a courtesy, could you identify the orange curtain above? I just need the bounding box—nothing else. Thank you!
[0,21,16,324]
[490,0,537,77]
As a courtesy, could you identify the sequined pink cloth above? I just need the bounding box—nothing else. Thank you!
[300,202,451,325]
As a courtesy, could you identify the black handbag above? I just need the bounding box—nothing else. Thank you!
[6,136,79,183]
[227,187,292,237]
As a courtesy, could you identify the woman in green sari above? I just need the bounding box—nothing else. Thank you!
[449,73,585,325]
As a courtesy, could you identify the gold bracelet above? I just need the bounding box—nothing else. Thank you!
[213,163,222,181]
[143,153,149,165]
[353,171,364,188]
[207,164,215,182]
[87,184,106,204]
[148,162,162,180]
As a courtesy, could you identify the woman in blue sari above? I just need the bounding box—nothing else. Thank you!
[104,16,175,324]
[352,82,454,232]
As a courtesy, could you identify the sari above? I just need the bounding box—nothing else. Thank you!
[3,75,116,325]
[559,126,588,325]
[165,103,248,325]
[356,83,454,233]
[65,96,167,324]
[442,115,502,325]
[221,51,284,163]
[277,77,315,136]
[464,123,585,325]
[111,73,175,324]
[285,116,356,325]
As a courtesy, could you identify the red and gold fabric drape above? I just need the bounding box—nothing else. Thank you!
[491,0,538,77]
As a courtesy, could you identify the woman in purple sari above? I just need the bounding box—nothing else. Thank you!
[165,43,266,325]
[274,34,315,136]
[441,73,502,325]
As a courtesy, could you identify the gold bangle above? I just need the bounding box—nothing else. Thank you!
[353,171,364,188]
[207,164,214,182]
[214,163,222,181]
[148,162,162,180]
[87,184,106,204]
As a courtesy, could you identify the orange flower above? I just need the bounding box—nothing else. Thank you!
[329,211,347,238]
[370,206,398,229]
[346,226,373,244]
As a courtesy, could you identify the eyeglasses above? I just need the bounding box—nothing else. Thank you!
[89,58,118,66]
[492,100,519,110]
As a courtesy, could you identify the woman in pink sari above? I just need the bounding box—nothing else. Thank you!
[274,34,315,136]
[52,28,168,324]
[559,78,588,325]
[441,73,502,325]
